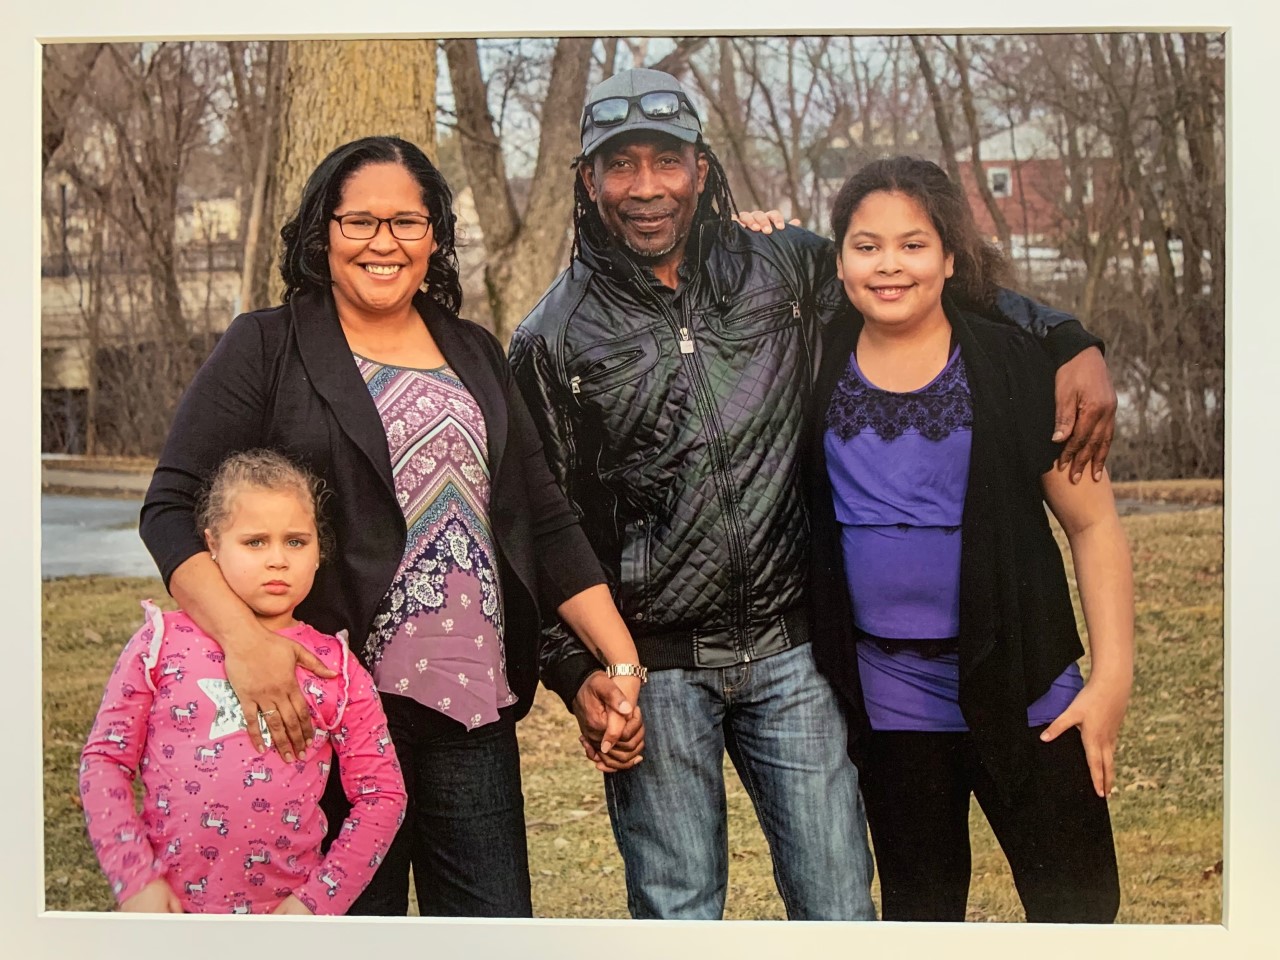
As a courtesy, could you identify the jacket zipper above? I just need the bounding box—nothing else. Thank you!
[622,260,753,657]
[718,292,802,328]
[675,298,754,657]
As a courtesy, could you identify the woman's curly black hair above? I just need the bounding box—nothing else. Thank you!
[829,156,1006,312]
[279,136,462,316]
[569,138,738,265]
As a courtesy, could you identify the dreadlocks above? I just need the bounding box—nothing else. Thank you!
[570,141,738,266]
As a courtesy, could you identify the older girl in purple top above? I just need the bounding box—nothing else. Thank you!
[817,157,1134,922]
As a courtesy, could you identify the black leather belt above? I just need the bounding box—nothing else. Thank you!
[858,633,959,660]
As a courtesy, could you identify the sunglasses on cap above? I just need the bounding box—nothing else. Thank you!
[581,91,701,133]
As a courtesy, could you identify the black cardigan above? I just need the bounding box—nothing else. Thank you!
[140,288,606,721]
[806,303,1085,802]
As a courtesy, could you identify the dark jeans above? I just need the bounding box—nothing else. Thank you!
[859,725,1119,923]
[605,643,876,920]
[325,693,532,917]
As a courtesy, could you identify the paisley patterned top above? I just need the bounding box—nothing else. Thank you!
[356,357,517,729]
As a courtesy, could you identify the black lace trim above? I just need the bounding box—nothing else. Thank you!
[826,351,973,442]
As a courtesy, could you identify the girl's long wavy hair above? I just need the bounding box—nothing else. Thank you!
[829,156,1006,312]
[569,138,738,265]
[279,136,462,315]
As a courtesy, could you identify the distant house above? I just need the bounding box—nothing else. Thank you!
[954,120,1116,254]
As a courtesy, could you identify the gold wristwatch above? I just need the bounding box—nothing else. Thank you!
[605,663,648,684]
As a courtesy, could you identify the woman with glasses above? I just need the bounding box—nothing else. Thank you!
[140,136,646,917]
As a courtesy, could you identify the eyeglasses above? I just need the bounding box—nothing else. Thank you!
[330,214,431,241]
[582,91,700,133]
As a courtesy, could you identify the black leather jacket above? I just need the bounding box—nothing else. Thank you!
[510,219,1097,707]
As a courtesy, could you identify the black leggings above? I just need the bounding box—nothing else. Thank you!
[859,725,1119,922]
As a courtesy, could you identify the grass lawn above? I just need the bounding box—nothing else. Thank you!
[42,506,1223,922]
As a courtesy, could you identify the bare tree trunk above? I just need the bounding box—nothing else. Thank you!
[910,36,961,183]
[83,208,104,456]
[445,39,519,252]
[601,38,620,78]
[238,43,285,313]
[747,41,806,222]
[686,40,763,211]
[649,37,711,76]
[446,37,593,343]
[952,37,1012,254]
[267,39,438,302]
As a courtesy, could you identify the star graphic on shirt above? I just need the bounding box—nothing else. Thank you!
[197,678,272,748]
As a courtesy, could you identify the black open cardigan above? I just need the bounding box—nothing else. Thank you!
[806,302,1086,802]
[140,288,606,721]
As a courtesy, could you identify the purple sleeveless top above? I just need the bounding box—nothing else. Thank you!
[824,345,1081,731]
[356,357,518,729]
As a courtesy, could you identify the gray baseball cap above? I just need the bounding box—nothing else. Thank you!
[580,68,703,157]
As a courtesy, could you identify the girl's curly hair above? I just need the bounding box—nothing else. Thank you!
[196,449,334,562]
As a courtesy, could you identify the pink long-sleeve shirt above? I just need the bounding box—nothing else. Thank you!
[80,602,406,915]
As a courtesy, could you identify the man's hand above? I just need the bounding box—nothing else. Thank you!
[271,893,315,915]
[732,209,800,234]
[223,625,335,762]
[119,878,183,913]
[1053,346,1117,482]
[571,671,645,772]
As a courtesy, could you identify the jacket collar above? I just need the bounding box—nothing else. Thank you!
[577,218,721,285]
[289,288,395,497]
[288,286,508,495]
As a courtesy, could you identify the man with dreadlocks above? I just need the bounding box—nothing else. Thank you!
[509,67,1113,920]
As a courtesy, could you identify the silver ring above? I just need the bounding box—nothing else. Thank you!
[260,709,278,718]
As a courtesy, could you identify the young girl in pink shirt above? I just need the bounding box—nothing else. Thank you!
[80,450,407,914]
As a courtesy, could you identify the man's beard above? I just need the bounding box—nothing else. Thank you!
[620,227,686,262]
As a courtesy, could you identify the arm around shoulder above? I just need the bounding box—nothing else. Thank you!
[992,288,1101,362]
[140,312,276,587]
[142,310,332,756]
[988,290,1117,478]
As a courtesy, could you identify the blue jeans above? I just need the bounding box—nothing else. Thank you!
[604,642,877,919]
[339,695,533,917]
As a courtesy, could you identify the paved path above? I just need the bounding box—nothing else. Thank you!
[41,495,158,579]
[38,482,1208,581]
[42,467,151,495]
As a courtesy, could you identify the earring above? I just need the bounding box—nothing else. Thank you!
[210,554,217,563]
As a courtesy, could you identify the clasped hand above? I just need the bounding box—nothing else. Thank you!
[572,671,645,772]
